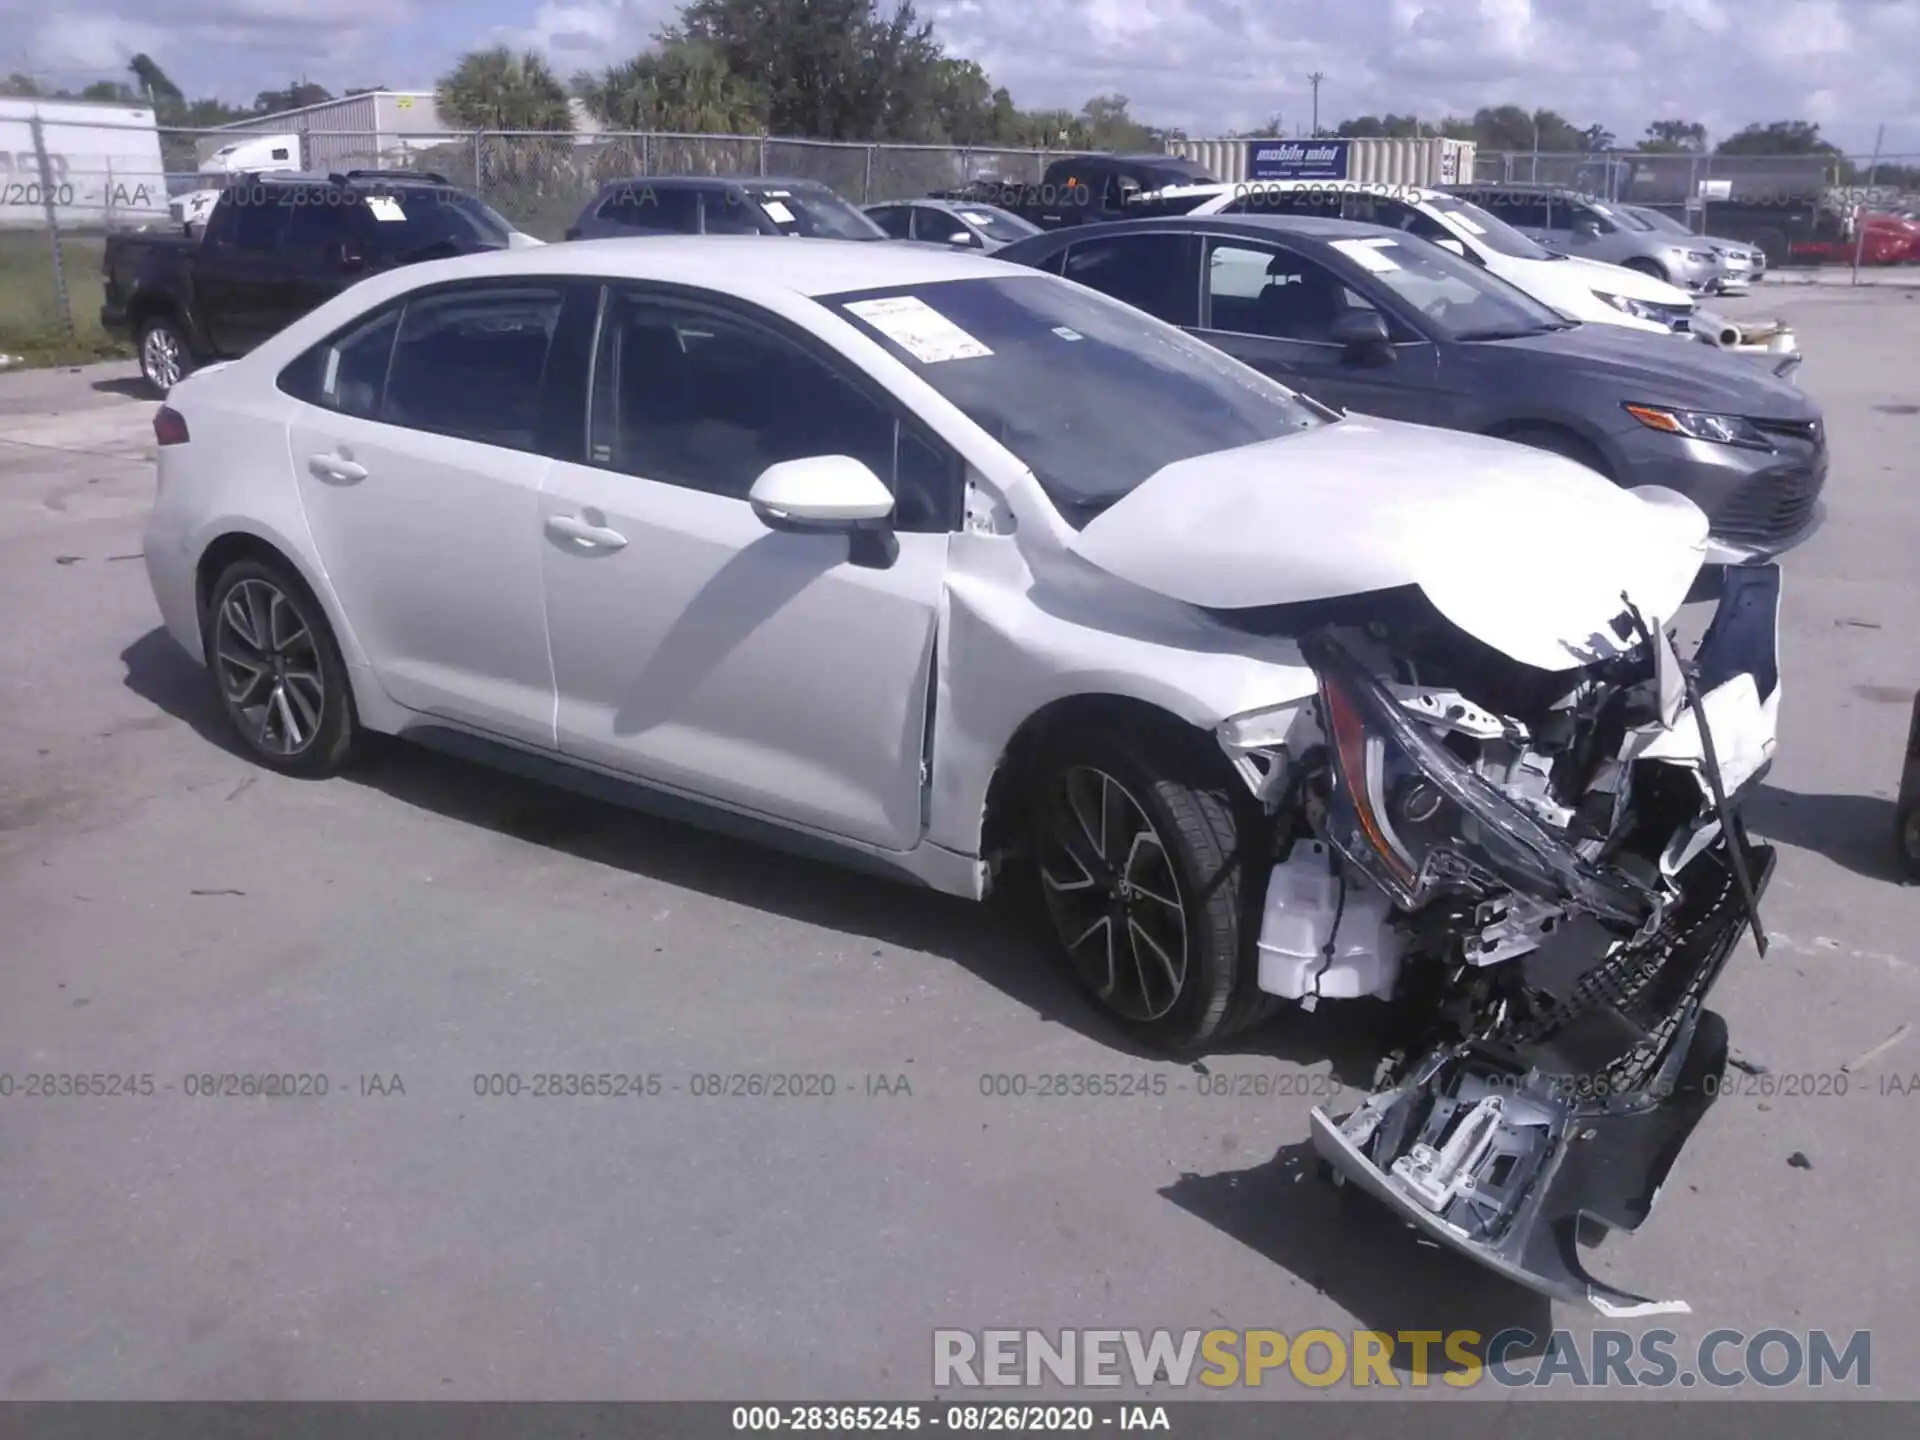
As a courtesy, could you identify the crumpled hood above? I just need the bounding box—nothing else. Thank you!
[1068,416,1710,672]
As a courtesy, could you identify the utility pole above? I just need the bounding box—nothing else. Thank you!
[1307,72,1326,137]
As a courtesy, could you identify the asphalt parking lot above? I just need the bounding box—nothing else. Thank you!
[3,286,1918,1402]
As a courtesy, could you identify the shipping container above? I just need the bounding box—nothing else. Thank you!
[1164,135,1475,190]
[0,98,167,229]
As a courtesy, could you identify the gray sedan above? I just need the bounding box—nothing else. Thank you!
[994,213,1825,563]
[1619,204,1767,292]
[864,197,1040,251]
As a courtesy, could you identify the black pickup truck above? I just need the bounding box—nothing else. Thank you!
[102,170,529,393]
[934,153,1218,230]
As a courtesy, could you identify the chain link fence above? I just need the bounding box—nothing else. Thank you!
[9,117,1919,367]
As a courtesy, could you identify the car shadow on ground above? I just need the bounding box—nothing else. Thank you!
[1160,1141,1556,1376]
[120,626,1387,1082]
[89,375,152,400]
[1745,782,1907,883]
[123,624,1544,1330]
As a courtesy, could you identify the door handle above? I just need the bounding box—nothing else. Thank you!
[307,453,367,482]
[545,513,629,550]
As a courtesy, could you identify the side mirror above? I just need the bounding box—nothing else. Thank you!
[1572,219,1601,238]
[1434,237,1467,257]
[1327,309,1394,361]
[749,456,898,568]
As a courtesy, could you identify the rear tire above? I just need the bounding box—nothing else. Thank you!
[137,315,192,396]
[1028,721,1275,1055]
[204,558,360,778]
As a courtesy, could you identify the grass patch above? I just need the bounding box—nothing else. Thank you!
[0,228,132,369]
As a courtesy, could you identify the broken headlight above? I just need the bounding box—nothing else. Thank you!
[1302,632,1654,927]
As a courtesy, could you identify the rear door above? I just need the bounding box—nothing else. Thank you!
[280,278,572,747]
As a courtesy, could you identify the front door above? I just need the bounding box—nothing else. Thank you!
[284,280,567,747]
[1195,238,1442,421]
[538,286,957,851]
[196,195,290,353]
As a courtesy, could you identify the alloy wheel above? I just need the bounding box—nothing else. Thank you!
[1037,765,1189,1022]
[212,578,325,757]
[142,326,182,390]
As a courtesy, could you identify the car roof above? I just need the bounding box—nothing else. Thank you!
[234,170,458,190]
[1014,213,1403,246]
[1144,178,1446,204]
[352,234,1027,297]
[598,175,836,193]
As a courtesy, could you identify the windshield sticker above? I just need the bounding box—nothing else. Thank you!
[959,211,991,225]
[1051,326,1083,341]
[761,189,792,198]
[322,346,341,396]
[845,296,993,363]
[365,195,406,222]
[760,199,796,224]
[1330,237,1402,271]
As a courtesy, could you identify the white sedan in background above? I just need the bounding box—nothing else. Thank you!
[144,237,1782,1313]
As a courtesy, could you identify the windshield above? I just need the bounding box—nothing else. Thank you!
[948,204,1039,242]
[1427,196,1556,260]
[742,184,887,240]
[823,275,1328,521]
[1629,206,1692,237]
[1319,233,1573,341]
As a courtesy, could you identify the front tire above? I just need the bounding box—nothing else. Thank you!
[138,315,192,395]
[1029,723,1272,1054]
[205,559,359,777]
[1623,257,1669,284]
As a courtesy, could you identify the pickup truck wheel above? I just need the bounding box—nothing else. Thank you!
[1029,724,1273,1055]
[138,317,191,394]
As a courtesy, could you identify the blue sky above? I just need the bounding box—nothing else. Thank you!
[13,0,1920,157]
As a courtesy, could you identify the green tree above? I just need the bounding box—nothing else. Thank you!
[1468,105,1586,152]
[253,81,334,114]
[78,81,139,103]
[1715,119,1838,155]
[1,73,40,97]
[1639,119,1706,152]
[1334,113,1426,138]
[1077,95,1155,151]
[127,54,184,111]
[574,39,763,133]
[435,46,575,131]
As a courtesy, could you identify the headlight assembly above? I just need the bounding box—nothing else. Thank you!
[1302,632,1654,926]
[1593,290,1661,322]
[1622,402,1772,450]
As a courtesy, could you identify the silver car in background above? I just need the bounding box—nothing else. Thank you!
[1619,204,1767,293]
[1446,184,1722,293]
[864,197,1041,252]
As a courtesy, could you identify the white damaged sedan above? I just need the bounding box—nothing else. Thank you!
[144,237,1782,1313]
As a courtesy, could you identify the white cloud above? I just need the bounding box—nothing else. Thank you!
[11,0,1917,156]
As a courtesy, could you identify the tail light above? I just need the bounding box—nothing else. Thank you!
[154,406,189,446]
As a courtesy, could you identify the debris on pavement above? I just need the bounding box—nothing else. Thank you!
[1787,1152,1813,1170]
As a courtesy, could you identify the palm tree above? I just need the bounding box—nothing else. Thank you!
[436,47,575,132]
[575,40,762,136]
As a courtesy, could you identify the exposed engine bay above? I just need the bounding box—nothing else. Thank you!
[1212,563,1782,1314]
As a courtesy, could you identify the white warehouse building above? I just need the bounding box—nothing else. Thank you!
[206,89,607,172]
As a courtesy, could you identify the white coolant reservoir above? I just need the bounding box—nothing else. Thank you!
[1256,841,1406,1002]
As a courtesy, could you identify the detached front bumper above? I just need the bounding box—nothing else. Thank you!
[1311,836,1775,1314]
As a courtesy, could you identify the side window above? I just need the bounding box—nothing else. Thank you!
[868,205,912,239]
[1204,241,1382,343]
[1031,247,1066,275]
[599,185,700,233]
[220,192,287,251]
[586,291,959,531]
[282,191,352,254]
[1060,234,1196,325]
[380,286,565,450]
[912,207,974,245]
[700,190,764,235]
[1494,194,1552,229]
[277,303,401,417]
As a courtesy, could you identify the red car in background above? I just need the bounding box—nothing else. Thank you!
[1790,210,1920,265]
